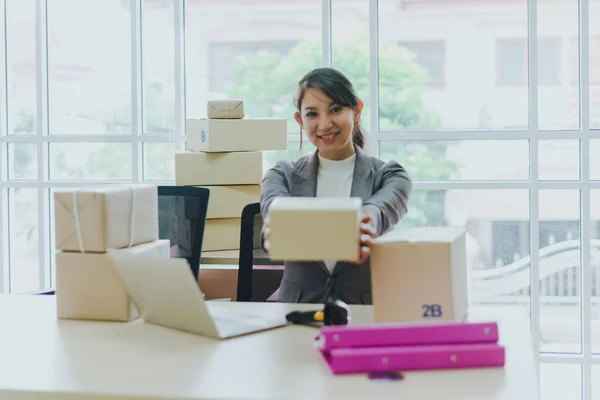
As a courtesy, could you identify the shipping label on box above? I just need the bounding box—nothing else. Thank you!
[203,218,242,251]
[268,197,361,261]
[186,118,287,152]
[175,151,263,186]
[174,185,261,219]
[54,184,159,253]
[55,239,170,322]
[207,99,244,119]
[370,227,468,323]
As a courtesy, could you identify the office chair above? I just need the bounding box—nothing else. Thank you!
[157,185,210,281]
[236,202,284,302]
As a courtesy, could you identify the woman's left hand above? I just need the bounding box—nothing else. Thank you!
[354,214,377,264]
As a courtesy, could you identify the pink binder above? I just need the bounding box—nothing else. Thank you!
[319,343,506,375]
[317,321,499,350]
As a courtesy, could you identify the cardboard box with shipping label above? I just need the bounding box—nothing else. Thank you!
[268,197,361,261]
[55,239,170,322]
[186,118,287,152]
[370,227,468,323]
[54,184,159,253]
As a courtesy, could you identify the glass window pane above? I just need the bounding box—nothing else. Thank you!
[142,0,175,134]
[538,0,578,130]
[539,189,580,353]
[539,139,580,181]
[7,143,37,180]
[143,142,174,181]
[378,0,528,131]
[8,188,39,294]
[396,189,530,313]
[590,25,600,128]
[541,364,581,400]
[379,140,529,181]
[6,0,36,135]
[332,0,370,126]
[592,139,600,181]
[592,189,600,353]
[49,143,132,180]
[48,0,131,134]
[185,0,322,133]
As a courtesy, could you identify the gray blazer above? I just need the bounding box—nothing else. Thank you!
[260,145,412,304]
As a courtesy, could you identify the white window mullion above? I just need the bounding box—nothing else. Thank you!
[35,0,49,291]
[173,0,185,152]
[0,0,8,294]
[322,0,331,68]
[131,0,142,182]
[368,0,379,158]
[580,0,592,397]
[527,0,541,381]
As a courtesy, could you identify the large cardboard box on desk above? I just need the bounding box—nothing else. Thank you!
[187,118,287,152]
[54,184,158,252]
[55,240,170,322]
[175,185,261,219]
[268,197,361,261]
[174,151,263,186]
[370,227,468,323]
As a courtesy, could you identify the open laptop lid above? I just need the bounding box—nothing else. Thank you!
[109,252,220,337]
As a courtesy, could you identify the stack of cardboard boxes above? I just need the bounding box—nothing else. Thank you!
[174,100,286,252]
[53,184,170,322]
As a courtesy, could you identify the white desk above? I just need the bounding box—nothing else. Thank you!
[0,295,539,400]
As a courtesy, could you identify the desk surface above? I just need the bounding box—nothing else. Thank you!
[0,296,538,400]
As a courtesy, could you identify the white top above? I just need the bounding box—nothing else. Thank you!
[316,153,357,273]
[0,296,539,400]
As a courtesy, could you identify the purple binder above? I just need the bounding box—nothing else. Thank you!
[317,321,499,350]
[319,343,506,375]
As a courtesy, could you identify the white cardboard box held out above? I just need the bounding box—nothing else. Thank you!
[186,118,287,152]
[370,227,468,323]
[268,197,362,261]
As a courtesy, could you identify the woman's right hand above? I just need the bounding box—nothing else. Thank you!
[262,217,272,254]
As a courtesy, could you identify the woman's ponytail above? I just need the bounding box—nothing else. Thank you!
[352,122,366,149]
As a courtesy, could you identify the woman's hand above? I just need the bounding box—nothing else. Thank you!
[262,217,272,254]
[354,214,377,264]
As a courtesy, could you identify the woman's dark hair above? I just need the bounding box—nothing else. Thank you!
[295,67,365,149]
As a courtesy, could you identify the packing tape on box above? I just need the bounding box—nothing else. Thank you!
[71,188,137,252]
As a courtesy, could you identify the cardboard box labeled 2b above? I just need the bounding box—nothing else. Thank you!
[54,184,159,252]
[268,197,361,261]
[175,151,263,186]
[370,227,468,323]
[55,239,170,322]
[187,118,287,152]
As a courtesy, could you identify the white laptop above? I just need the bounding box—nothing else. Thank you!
[109,252,288,339]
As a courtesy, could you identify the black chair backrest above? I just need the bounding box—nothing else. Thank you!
[157,186,210,281]
[237,202,261,301]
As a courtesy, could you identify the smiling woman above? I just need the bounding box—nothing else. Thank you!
[258,67,413,305]
[293,68,365,161]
